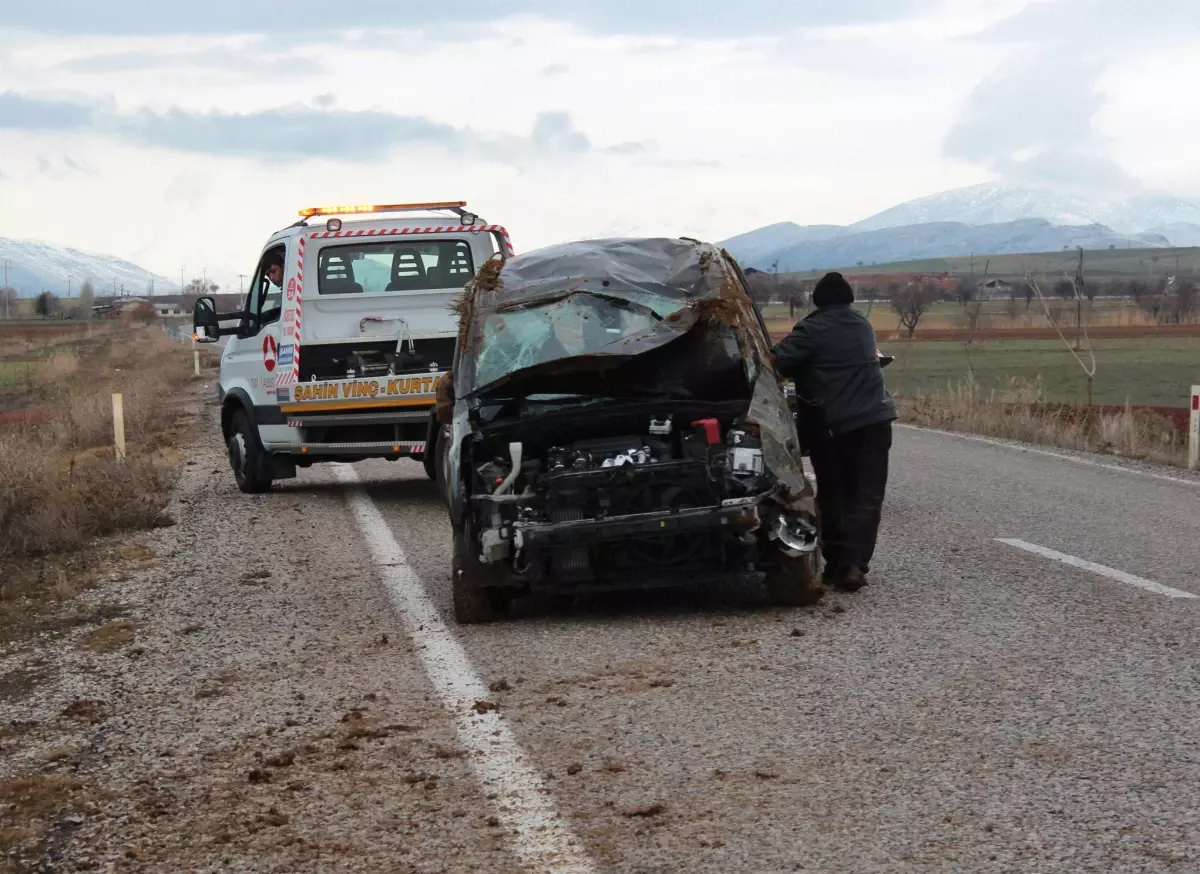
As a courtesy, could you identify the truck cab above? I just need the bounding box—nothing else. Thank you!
[194,201,512,492]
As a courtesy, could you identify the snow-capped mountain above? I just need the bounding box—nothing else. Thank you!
[0,237,177,298]
[718,222,849,268]
[723,219,1168,273]
[852,183,1200,234]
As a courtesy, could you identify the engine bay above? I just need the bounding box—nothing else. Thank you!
[464,407,813,588]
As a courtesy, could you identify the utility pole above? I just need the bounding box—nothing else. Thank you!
[1074,247,1084,352]
[3,259,9,321]
[238,274,247,295]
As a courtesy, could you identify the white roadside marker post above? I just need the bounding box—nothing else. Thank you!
[1190,385,1199,471]
[112,393,126,462]
[193,338,200,376]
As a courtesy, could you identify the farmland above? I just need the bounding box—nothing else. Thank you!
[763,299,1200,408]
[876,337,1200,408]
[782,244,1200,280]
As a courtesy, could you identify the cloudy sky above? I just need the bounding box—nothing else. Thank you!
[1,0,1198,293]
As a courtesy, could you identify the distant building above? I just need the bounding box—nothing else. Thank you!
[977,278,1013,298]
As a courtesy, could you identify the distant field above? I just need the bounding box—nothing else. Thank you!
[778,245,1200,281]
[0,360,33,389]
[876,337,1200,408]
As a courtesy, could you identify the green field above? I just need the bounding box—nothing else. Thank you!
[877,337,1200,407]
[785,246,1200,280]
[0,360,35,389]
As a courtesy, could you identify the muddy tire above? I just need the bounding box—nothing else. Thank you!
[763,548,824,607]
[451,517,509,624]
[228,410,273,494]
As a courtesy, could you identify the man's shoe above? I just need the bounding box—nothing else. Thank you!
[833,566,868,592]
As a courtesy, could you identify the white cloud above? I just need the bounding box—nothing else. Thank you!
[0,3,1196,295]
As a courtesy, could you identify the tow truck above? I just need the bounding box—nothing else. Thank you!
[193,201,513,493]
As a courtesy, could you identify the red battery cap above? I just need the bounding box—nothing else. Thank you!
[691,418,721,445]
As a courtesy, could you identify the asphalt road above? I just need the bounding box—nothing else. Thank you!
[341,426,1200,873]
[27,419,1200,872]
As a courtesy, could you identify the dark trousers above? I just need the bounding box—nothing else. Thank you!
[807,421,892,575]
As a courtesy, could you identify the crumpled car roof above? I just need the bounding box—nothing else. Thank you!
[474,237,735,308]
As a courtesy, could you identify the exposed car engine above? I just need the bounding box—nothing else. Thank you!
[466,410,802,589]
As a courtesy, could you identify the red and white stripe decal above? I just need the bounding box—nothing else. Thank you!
[311,224,515,257]
[292,236,305,385]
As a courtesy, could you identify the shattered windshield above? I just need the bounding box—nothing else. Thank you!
[472,292,684,390]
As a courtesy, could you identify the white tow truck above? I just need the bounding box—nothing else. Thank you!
[193,201,512,492]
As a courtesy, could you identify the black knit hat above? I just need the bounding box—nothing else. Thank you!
[812,271,854,307]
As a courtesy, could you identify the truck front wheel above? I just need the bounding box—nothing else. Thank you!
[228,409,274,494]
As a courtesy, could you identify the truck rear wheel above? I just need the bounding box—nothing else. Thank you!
[451,516,510,624]
[228,409,273,494]
[763,548,824,607]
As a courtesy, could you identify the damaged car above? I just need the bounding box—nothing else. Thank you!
[435,238,823,623]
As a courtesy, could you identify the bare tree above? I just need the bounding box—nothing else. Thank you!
[181,277,220,313]
[1053,278,1076,300]
[955,275,976,305]
[1020,279,1034,310]
[1004,294,1019,320]
[892,282,936,339]
[1164,278,1197,324]
[78,278,95,320]
[743,271,775,306]
[124,300,158,324]
[1128,278,1147,307]
[35,290,58,319]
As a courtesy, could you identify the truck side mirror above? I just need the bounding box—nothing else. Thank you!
[193,296,220,343]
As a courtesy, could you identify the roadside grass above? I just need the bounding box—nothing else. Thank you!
[0,323,199,646]
[878,337,1200,409]
[77,620,138,654]
[898,378,1187,467]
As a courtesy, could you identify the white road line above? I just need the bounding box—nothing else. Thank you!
[897,424,1200,488]
[332,464,597,874]
[997,538,1199,600]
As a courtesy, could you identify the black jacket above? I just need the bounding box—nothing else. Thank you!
[772,303,897,440]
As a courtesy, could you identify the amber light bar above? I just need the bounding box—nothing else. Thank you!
[298,201,468,218]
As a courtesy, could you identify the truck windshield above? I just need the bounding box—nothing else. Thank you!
[317,240,475,294]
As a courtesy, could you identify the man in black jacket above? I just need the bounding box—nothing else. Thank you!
[772,272,897,592]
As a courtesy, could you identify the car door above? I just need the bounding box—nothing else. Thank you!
[223,244,287,412]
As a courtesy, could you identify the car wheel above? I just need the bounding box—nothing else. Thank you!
[451,516,509,624]
[228,410,273,494]
[763,548,824,607]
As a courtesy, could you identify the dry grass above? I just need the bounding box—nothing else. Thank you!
[78,620,138,653]
[900,378,1187,466]
[0,325,197,645]
[29,349,80,394]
